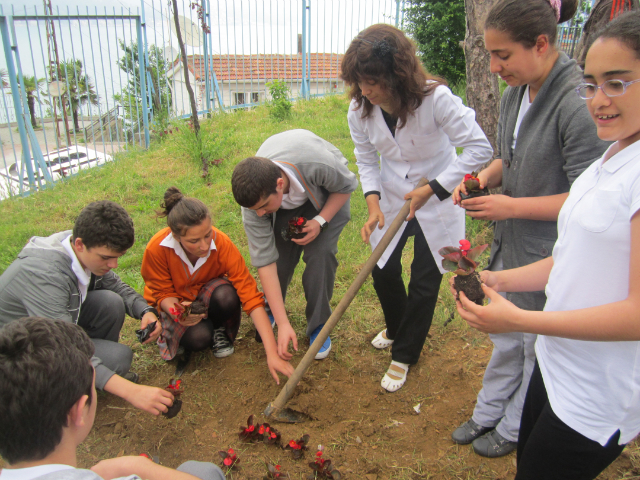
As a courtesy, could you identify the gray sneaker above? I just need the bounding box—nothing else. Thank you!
[472,429,517,458]
[212,327,234,358]
[451,418,494,445]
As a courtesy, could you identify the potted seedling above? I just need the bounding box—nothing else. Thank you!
[281,217,307,241]
[163,379,183,419]
[460,172,489,200]
[168,300,207,322]
[439,240,489,306]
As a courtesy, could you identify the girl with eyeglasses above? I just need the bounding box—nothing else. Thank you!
[455,11,640,480]
[450,0,610,459]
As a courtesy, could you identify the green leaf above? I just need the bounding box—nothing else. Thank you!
[466,244,489,262]
[442,259,459,272]
[459,255,477,273]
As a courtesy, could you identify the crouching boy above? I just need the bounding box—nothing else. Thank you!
[0,317,225,480]
[231,129,358,360]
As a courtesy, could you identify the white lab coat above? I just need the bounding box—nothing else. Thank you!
[347,85,493,270]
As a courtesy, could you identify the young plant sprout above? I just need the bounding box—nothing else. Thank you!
[439,240,488,305]
[460,172,489,200]
[218,448,240,470]
[163,379,183,419]
[263,464,286,480]
[281,216,307,241]
[285,434,310,459]
[307,446,341,479]
[238,415,282,446]
[168,300,206,322]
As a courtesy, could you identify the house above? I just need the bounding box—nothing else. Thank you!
[166,52,346,115]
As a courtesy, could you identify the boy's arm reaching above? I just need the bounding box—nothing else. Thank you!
[250,305,294,383]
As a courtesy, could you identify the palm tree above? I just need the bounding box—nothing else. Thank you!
[49,59,99,132]
[18,74,46,128]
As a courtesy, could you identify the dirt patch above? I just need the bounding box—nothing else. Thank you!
[73,318,638,480]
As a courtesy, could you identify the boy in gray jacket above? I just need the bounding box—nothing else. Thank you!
[0,317,225,480]
[232,130,358,360]
[0,201,172,416]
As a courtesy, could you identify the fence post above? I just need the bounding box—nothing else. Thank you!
[301,0,309,99]
[136,17,150,148]
[395,0,400,27]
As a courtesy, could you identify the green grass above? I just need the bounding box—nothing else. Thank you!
[0,93,492,337]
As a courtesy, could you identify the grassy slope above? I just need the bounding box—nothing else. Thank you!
[0,94,492,336]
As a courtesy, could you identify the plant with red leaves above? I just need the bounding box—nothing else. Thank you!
[307,447,341,479]
[218,448,239,470]
[238,414,260,442]
[263,464,287,480]
[439,239,489,306]
[162,379,183,419]
[261,423,282,446]
[460,171,489,200]
[285,434,310,460]
[281,217,307,241]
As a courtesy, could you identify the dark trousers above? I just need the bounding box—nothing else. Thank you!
[372,219,442,365]
[516,361,625,480]
[77,290,133,389]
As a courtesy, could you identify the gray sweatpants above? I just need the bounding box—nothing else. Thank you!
[273,200,350,336]
[177,460,226,480]
[471,253,537,442]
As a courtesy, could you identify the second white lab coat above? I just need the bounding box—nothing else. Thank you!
[347,85,493,270]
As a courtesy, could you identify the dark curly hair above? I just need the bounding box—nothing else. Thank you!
[157,186,210,236]
[231,157,283,208]
[0,318,95,464]
[485,0,579,48]
[340,23,446,128]
[72,200,135,253]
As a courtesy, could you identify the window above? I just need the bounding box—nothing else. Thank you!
[234,92,260,105]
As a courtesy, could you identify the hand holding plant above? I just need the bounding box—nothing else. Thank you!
[440,240,489,306]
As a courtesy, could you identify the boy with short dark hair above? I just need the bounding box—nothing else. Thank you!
[0,317,225,480]
[231,129,358,360]
[0,201,171,416]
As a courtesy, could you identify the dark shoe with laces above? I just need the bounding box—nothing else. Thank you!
[451,418,494,445]
[212,327,234,358]
[123,372,139,384]
[472,429,517,458]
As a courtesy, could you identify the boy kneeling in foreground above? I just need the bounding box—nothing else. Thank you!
[0,317,225,480]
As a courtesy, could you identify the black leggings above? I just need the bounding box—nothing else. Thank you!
[179,285,240,352]
[516,361,625,480]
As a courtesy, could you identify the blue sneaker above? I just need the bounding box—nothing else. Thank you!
[310,324,331,360]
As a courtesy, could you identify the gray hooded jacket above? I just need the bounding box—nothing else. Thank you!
[0,230,150,388]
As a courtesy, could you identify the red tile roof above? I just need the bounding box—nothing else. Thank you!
[174,53,345,81]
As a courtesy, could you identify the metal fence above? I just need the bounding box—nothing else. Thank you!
[0,0,406,200]
[557,25,583,58]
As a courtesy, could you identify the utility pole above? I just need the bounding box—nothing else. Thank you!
[44,0,71,146]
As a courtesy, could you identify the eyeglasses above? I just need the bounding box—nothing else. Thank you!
[575,78,640,99]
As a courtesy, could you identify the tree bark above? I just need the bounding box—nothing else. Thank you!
[171,0,200,137]
[463,0,500,157]
[28,95,37,128]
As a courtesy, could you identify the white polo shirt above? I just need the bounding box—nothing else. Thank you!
[159,231,216,275]
[537,140,640,446]
[61,234,91,303]
[270,160,307,210]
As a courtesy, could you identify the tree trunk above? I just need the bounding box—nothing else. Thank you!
[28,95,37,128]
[72,108,80,132]
[463,0,500,157]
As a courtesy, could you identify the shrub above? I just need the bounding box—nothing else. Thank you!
[266,80,292,121]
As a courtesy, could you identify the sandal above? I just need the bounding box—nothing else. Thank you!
[381,361,409,392]
[371,329,394,349]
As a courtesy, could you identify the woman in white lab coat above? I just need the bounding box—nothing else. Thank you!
[341,24,493,392]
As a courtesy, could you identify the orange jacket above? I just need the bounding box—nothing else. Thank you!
[141,227,265,315]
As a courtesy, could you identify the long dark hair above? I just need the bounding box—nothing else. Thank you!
[485,0,579,48]
[157,186,210,236]
[340,23,445,128]
[588,10,640,59]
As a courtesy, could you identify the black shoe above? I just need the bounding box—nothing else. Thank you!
[451,418,494,445]
[123,372,139,384]
[472,430,517,458]
[212,328,234,358]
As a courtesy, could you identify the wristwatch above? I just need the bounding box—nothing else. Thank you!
[313,215,328,232]
[140,306,160,319]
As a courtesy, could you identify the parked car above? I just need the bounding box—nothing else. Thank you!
[0,145,113,200]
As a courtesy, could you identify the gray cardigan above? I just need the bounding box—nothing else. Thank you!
[242,129,358,268]
[491,52,611,311]
[0,230,150,388]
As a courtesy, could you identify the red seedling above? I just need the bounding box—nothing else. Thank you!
[281,216,307,240]
[169,302,186,321]
[285,434,310,460]
[261,423,282,446]
[439,239,489,306]
[238,414,260,442]
[307,447,341,479]
[163,379,183,419]
[263,464,287,480]
[218,448,240,470]
[460,171,489,200]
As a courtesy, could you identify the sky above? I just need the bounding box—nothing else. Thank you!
[0,0,403,122]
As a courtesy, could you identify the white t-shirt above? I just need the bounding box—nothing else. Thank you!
[512,86,532,151]
[271,161,307,210]
[61,235,92,303]
[537,140,640,446]
[0,464,139,479]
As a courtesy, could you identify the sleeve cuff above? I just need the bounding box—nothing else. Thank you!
[364,190,381,199]
[429,180,451,201]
